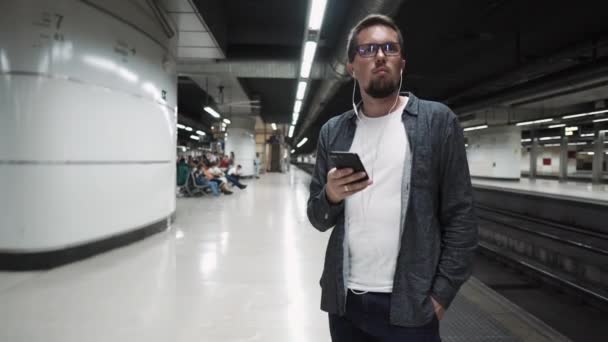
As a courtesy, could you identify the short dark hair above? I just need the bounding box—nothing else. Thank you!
[237,165,242,168]
[346,14,405,63]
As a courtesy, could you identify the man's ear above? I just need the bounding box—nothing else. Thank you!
[347,63,355,78]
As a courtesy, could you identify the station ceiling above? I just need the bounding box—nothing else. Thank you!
[178,0,608,153]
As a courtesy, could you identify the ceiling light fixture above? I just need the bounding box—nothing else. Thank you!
[516,118,553,126]
[177,124,185,129]
[288,125,295,138]
[204,106,221,118]
[296,81,307,100]
[593,117,608,123]
[271,123,277,130]
[548,124,566,128]
[223,118,231,124]
[190,135,200,141]
[297,137,308,148]
[185,127,193,131]
[308,0,328,30]
[294,100,302,113]
[300,41,317,78]
[463,124,488,132]
[562,109,608,119]
[196,130,205,136]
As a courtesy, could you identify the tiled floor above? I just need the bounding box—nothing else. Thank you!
[0,169,330,342]
[473,177,608,205]
[0,169,567,341]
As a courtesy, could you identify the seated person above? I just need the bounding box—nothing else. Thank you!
[226,165,247,190]
[193,164,219,196]
[212,163,246,190]
[176,158,190,186]
[204,163,233,195]
[219,155,231,172]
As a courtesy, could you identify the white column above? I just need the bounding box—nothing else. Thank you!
[592,130,606,184]
[529,132,538,180]
[224,117,256,176]
[559,135,568,182]
[0,0,177,252]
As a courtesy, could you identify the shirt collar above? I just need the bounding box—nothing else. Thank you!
[347,91,419,122]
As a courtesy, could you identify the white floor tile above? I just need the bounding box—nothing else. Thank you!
[0,169,331,342]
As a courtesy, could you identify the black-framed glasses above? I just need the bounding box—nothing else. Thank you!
[355,42,401,58]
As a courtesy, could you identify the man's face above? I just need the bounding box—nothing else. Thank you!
[348,25,405,99]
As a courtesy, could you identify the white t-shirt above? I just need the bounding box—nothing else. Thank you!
[228,167,239,176]
[345,97,409,293]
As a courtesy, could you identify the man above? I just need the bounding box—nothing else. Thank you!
[226,164,247,190]
[307,14,477,341]
[219,155,231,171]
[253,153,261,179]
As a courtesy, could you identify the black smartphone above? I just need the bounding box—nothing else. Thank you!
[328,151,369,182]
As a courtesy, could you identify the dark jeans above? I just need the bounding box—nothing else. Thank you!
[226,175,245,188]
[329,290,441,342]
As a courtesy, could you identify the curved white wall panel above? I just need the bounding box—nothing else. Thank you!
[0,0,177,252]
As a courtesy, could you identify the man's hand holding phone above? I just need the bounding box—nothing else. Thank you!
[326,168,372,204]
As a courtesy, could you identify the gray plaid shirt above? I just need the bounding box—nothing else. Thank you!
[307,92,478,327]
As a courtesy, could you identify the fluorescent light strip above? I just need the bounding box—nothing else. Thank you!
[548,124,566,128]
[463,125,488,132]
[271,123,277,130]
[204,106,221,118]
[543,144,561,147]
[291,149,296,153]
[580,133,595,137]
[568,142,587,146]
[539,136,561,141]
[190,135,200,141]
[562,109,608,119]
[177,124,186,129]
[223,118,231,124]
[593,117,608,123]
[300,41,317,78]
[297,137,308,148]
[308,0,328,30]
[185,127,193,131]
[196,130,205,136]
[288,125,295,138]
[521,138,532,142]
[296,81,307,100]
[294,100,302,113]
[516,118,553,126]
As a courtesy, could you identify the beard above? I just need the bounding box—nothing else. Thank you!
[364,74,400,99]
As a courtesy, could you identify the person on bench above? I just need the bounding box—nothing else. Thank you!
[194,164,220,196]
[203,162,233,195]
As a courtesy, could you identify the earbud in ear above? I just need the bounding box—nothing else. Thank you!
[353,71,356,78]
